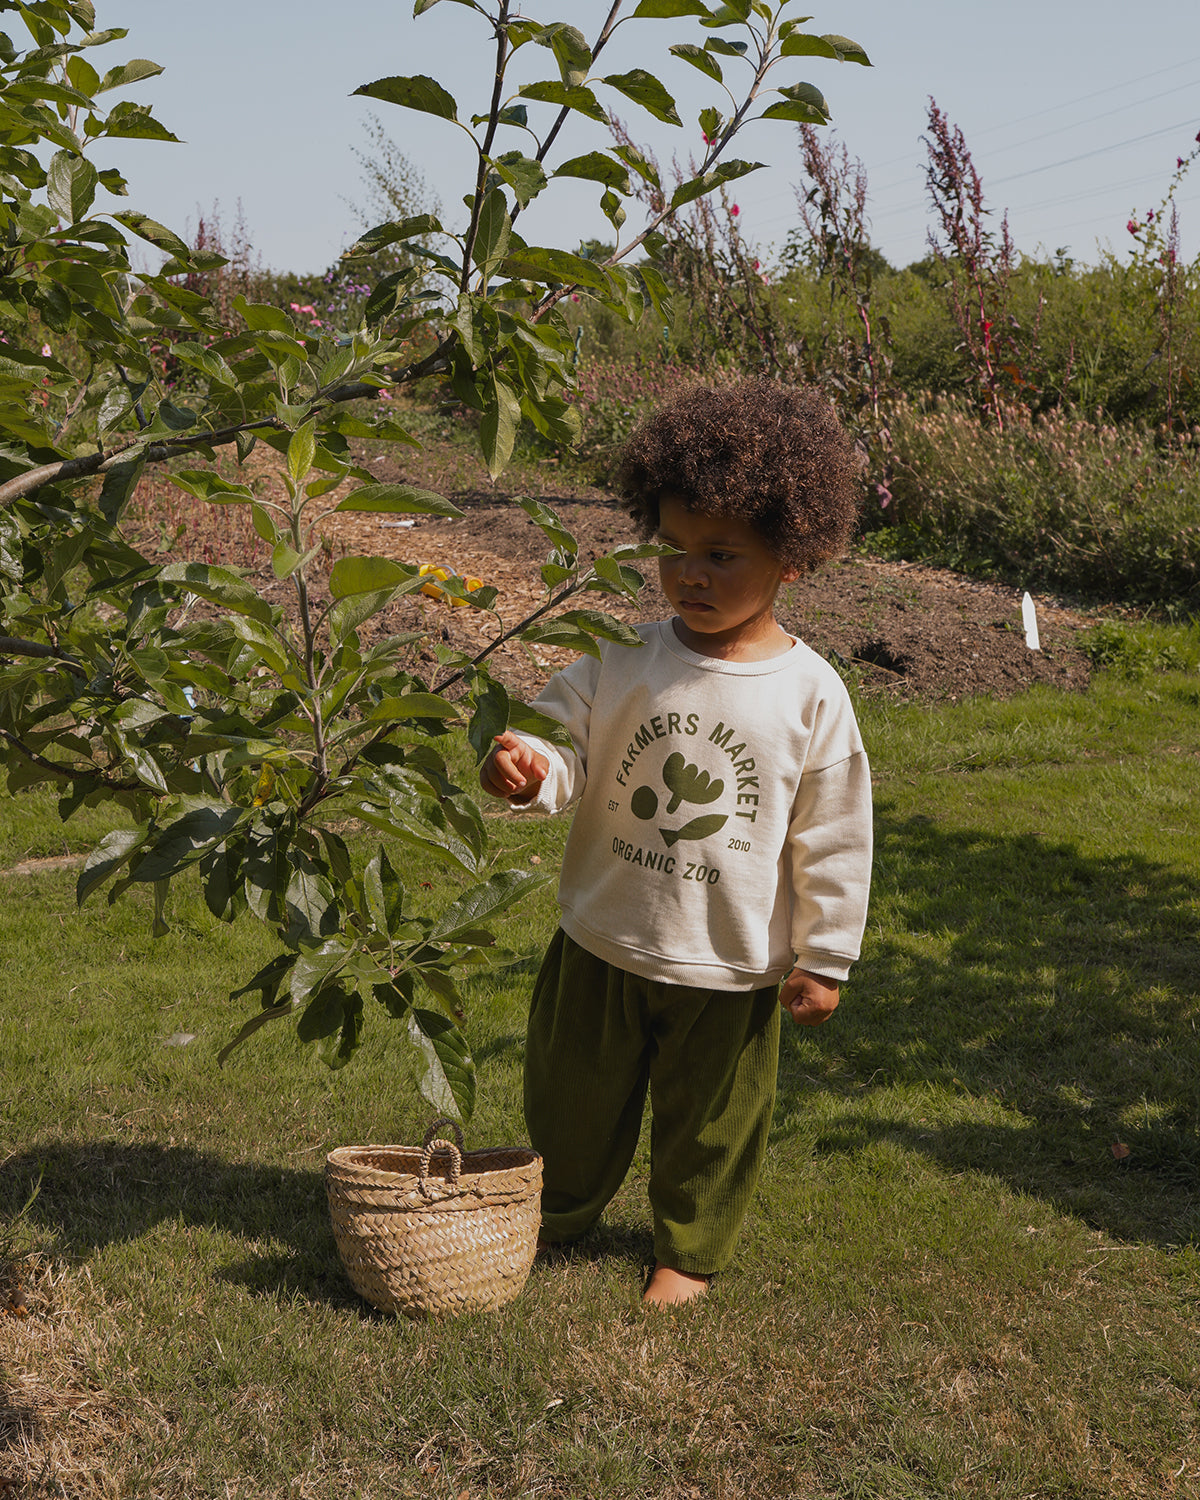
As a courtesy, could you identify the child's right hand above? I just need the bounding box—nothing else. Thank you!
[480,730,549,804]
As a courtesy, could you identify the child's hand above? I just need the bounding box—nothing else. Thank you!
[480,730,549,804]
[780,968,839,1026]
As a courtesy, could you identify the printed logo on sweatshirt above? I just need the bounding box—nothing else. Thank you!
[609,714,761,855]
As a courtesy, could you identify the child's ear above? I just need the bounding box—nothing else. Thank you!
[780,565,801,584]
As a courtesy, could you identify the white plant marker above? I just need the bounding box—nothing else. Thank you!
[1022,591,1041,652]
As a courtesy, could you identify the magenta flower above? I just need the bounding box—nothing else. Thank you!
[1127,219,1140,235]
[730,203,740,217]
[1178,157,1186,168]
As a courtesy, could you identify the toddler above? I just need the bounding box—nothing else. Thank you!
[480,380,873,1305]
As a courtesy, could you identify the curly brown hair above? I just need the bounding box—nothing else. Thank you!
[614,379,862,574]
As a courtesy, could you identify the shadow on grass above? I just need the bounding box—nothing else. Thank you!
[0,1142,362,1309]
[0,1142,655,1306]
[777,803,1200,1246]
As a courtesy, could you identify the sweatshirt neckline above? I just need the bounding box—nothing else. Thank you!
[653,618,808,675]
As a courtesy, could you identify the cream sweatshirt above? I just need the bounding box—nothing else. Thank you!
[513,620,873,988]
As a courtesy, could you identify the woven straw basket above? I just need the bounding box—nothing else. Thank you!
[325,1119,542,1318]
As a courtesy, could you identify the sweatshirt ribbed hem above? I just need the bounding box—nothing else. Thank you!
[557,912,851,990]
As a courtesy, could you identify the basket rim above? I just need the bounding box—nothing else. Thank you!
[326,1141,541,1185]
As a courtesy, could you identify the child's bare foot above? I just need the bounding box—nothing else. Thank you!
[642,1265,709,1306]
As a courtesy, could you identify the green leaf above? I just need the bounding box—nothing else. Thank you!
[333,484,464,518]
[152,878,171,939]
[466,676,510,762]
[232,294,290,333]
[504,700,577,753]
[111,209,191,260]
[612,141,661,190]
[328,555,412,598]
[427,868,547,943]
[291,937,351,1006]
[287,419,316,482]
[77,824,149,905]
[601,69,680,126]
[270,538,302,581]
[285,866,339,942]
[98,456,146,523]
[553,151,631,194]
[818,32,871,65]
[364,692,457,724]
[198,843,243,922]
[297,984,345,1043]
[524,607,645,653]
[406,1008,475,1122]
[350,799,479,877]
[702,0,752,22]
[348,212,444,256]
[46,150,97,222]
[97,57,165,92]
[354,74,458,121]
[101,101,179,142]
[130,804,247,884]
[158,562,275,624]
[670,42,722,82]
[480,376,521,479]
[516,80,607,123]
[543,22,592,88]
[490,151,548,209]
[633,0,712,14]
[471,187,511,275]
[217,998,295,1067]
[519,496,578,557]
[779,32,844,61]
[670,158,764,209]
[500,246,612,292]
[168,469,255,504]
[760,81,831,126]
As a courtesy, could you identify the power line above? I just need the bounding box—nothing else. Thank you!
[852,53,1200,178]
[988,117,1200,188]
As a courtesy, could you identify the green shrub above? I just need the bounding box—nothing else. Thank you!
[873,394,1200,607]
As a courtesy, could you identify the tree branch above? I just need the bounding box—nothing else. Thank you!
[0,636,88,677]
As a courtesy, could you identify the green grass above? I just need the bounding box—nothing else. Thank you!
[2,661,1199,1497]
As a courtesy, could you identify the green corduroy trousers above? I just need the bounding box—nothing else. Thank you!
[524,928,781,1276]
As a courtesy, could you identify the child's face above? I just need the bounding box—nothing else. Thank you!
[656,494,798,660]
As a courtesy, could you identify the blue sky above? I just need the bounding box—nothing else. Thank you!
[99,1,1199,276]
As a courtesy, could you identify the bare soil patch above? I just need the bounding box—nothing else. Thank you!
[131,443,1097,705]
[322,454,1096,704]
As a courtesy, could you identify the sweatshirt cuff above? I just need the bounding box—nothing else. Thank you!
[791,950,856,984]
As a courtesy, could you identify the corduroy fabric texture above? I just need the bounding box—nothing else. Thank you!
[524,928,781,1275]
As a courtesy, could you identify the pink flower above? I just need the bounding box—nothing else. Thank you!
[41,343,51,356]
[1146,210,1155,223]
[378,388,393,400]
[702,132,713,145]
[730,204,740,217]
[1126,219,1140,235]
[1178,157,1186,168]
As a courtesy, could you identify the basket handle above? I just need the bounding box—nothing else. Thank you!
[419,1117,464,1200]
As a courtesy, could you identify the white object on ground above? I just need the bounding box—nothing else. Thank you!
[1022,591,1041,652]
[378,519,416,528]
